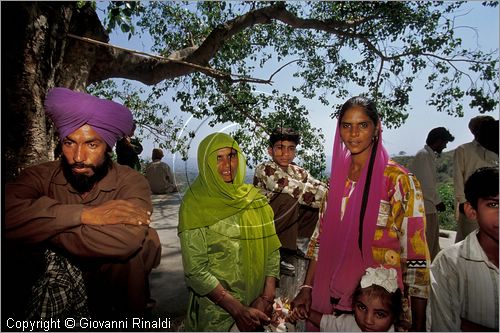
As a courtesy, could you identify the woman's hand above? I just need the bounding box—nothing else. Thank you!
[287,307,304,324]
[210,284,272,331]
[290,288,312,320]
[233,306,271,331]
[250,296,274,318]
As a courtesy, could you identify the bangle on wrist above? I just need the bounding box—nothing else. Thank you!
[299,284,313,291]
[214,289,227,305]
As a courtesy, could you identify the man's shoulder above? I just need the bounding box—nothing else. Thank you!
[457,141,476,149]
[255,160,273,168]
[435,241,462,260]
[432,235,477,269]
[415,146,431,157]
[20,160,61,177]
[113,162,145,179]
[254,161,277,174]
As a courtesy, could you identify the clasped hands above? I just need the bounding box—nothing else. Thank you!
[288,287,312,323]
[237,290,311,331]
[81,200,151,226]
[232,295,273,331]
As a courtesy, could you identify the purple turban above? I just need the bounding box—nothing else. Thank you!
[44,87,134,148]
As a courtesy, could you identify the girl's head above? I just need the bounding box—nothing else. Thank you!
[352,267,402,332]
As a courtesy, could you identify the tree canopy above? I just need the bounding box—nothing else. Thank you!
[3,1,499,180]
[94,1,498,174]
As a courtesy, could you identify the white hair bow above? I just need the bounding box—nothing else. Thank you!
[360,266,398,293]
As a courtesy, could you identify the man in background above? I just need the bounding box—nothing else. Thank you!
[454,116,498,242]
[116,121,143,171]
[145,148,178,194]
[410,127,455,260]
[253,127,327,275]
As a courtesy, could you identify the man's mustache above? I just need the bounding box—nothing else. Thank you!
[71,162,95,169]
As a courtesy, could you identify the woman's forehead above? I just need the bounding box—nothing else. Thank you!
[341,107,371,121]
[215,147,237,155]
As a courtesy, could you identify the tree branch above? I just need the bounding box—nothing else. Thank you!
[87,3,372,86]
[374,59,384,99]
[85,2,493,93]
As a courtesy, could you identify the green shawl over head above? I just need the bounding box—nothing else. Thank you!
[178,133,277,241]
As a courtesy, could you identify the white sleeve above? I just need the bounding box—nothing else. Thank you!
[453,146,467,204]
[430,250,461,332]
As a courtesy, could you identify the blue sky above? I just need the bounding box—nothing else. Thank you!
[98,2,499,163]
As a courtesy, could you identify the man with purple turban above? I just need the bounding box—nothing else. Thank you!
[4,88,161,323]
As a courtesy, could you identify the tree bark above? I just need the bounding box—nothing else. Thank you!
[3,2,71,181]
[2,2,108,181]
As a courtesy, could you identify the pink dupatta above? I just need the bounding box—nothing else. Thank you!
[311,122,389,318]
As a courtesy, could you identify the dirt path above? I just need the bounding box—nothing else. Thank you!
[149,193,188,331]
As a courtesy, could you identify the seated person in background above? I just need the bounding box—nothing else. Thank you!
[431,166,499,332]
[4,87,161,322]
[253,127,327,276]
[289,266,401,332]
[145,148,178,194]
[116,121,143,171]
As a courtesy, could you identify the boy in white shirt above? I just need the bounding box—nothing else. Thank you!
[430,166,498,331]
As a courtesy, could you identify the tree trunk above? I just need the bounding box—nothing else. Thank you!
[2,2,107,182]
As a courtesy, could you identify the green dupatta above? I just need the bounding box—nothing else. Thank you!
[179,132,277,242]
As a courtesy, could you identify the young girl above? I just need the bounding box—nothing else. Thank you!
[290,266,401,332]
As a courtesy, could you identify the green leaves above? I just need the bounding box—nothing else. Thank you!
[88,80,190,159]
[103,1,143,39]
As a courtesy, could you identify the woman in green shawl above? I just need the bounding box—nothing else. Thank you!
[179,133,281,331]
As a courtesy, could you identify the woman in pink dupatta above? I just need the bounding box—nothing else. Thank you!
[291,96,430,331]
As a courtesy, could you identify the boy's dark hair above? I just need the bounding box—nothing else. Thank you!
[426,127,455,145]
[269,127,300,146]
[465,167,499,210]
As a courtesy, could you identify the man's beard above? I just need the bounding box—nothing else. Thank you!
[61,154,113,193]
